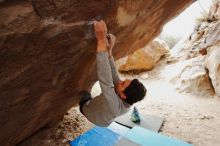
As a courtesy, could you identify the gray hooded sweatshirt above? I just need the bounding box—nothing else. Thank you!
[82,51,131,127]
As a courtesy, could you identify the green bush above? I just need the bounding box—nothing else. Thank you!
[159,35,181,49]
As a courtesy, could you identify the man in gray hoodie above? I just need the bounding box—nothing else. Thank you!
[79,20,147,127]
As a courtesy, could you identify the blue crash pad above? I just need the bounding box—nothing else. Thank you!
[69,126,121,146]
[107,122,130,136]
[125,126,193,146]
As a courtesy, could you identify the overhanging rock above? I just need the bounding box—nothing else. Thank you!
[0,0,192,145]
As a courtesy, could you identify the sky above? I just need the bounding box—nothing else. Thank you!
[161,0,213,38]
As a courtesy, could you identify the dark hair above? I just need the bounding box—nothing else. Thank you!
[124,79,147,105]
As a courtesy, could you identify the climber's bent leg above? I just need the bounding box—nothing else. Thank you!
[79,91,92,115]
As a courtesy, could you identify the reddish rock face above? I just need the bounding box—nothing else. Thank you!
[0,0,191,145]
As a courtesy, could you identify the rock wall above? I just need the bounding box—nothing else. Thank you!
[163,55,214,96]
[205,43,220,96]
[166,1,220,97]
[0,0,192,145]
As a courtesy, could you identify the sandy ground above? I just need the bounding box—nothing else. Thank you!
[20,58,220,146]
[134,59,220,146]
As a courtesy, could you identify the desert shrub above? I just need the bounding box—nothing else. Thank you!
[159,35,181,49]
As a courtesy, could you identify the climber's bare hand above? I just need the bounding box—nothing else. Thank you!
[107,33,116,56]
[94,20,108,52]
[94,20,107,41]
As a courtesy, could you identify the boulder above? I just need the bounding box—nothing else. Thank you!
[162,56,214,96]
[119,38,169,73]
[205,43,220,96]
[0,0,192,145]
[166,1,220,97]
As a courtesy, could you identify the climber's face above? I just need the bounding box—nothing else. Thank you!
[115,79,131,100]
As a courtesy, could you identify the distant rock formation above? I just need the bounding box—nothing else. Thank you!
[118,38,169,73]
[0,0,192,145]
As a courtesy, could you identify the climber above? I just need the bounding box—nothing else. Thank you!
[79,20,147,127]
